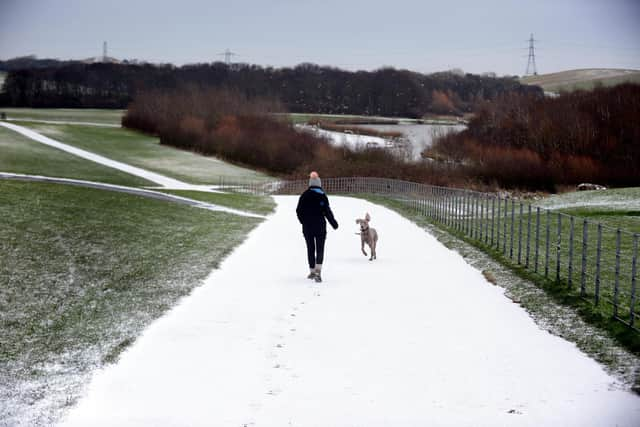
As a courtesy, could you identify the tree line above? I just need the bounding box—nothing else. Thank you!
[425,83,640,189]
[0,60,541,116]
[123,86,457,184]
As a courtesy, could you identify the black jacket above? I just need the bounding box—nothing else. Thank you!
[296,186,339,234]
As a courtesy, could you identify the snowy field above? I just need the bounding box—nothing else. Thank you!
[61,196,640,427]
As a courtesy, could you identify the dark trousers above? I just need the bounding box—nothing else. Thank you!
[303,230,326,269]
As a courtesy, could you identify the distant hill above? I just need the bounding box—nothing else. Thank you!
[80,56,121,64]
[520,68,640,93]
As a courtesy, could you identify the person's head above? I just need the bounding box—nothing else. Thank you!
[309,171,321,187]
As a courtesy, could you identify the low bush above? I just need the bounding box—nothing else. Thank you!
[123,86,469,187]
[426,84,640,190]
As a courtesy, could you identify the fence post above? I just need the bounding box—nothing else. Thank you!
[423,190,427,217]
[496,195,501,250]
[446,190,451,227]
[439,188,443,223]
[467,193,472,236]
[631,234,638,326]
[476,194,480,241]
[568,216,574,288]
[478,194,483,240]
[535,207,540,273]
[451,191,456,230]
[477,195,482,241]
[614,229,621,318]
[518,202,523,264]
[510,199,515,259]
[503,198,508,255]
[471,193,476,239]
[491,196,496,247]
[556,213,562,282]
[442,188,449,226]
[456,192,461,232]
[581,220,588,297]
[545,210,551,277]
[484,195,489,243]
[526,204,532,268]
[595,224,602,305]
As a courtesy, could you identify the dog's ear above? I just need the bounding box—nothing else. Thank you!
[365,213,371,222]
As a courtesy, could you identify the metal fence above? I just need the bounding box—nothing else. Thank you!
[218,176,639,331]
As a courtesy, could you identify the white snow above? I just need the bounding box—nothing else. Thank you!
[5,118,121,127]
[60,196,640,426]
[0,122,196,189]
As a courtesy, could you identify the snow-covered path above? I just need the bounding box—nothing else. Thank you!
[4,118,121,127]
[60,196,640,427]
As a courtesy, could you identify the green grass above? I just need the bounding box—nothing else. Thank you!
[0,108,124,125]
[0,125,152,186]
[15,121,271,185]
[0,181,264,425]
[159,189,276,216]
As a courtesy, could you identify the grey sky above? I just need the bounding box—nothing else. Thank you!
[1,0,639,76]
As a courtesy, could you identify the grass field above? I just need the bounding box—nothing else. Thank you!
[0,181,270,425]
[0,108,125,125]
[14,121,271,185]
[159,189,276,216]
[0,125,152,186]
[521,68,640,93]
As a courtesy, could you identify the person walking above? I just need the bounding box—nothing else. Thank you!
[296,171,339,283]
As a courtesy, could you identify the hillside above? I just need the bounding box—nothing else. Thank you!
[521,68,640,92]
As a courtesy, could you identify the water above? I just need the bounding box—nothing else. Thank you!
[362,124,466,160]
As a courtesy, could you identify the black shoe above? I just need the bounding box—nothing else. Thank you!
[314,273,322,283]
[307,271,316,279]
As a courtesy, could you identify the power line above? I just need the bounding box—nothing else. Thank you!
[525,33,538,76]
[218,48,237,65]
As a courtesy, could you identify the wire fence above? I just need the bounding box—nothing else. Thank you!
[217,176,639,331]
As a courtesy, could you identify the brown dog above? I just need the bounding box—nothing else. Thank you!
[356,213,378,261]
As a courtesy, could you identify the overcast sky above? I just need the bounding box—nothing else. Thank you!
[1,0,639,76]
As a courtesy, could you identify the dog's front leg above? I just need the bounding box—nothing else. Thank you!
[361,238,368,256]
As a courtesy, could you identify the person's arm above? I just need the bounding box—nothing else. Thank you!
[296,193,305,225]
[323,195,339,229]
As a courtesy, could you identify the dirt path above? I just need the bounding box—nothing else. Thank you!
[60,196,640,426]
